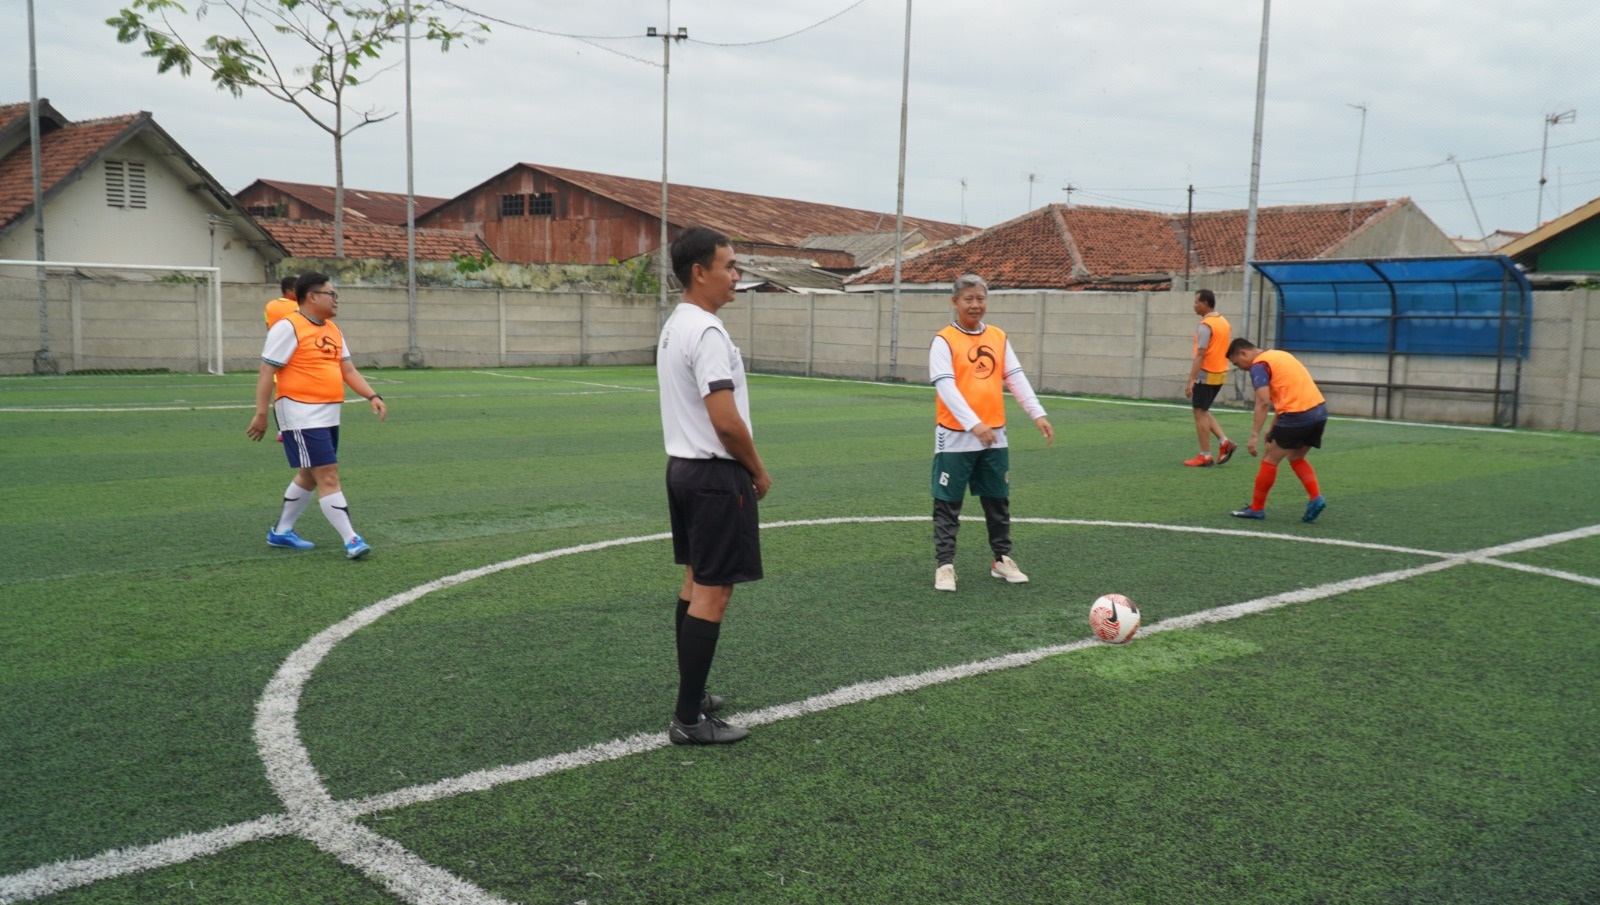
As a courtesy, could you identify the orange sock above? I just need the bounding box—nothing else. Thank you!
[1290,459,1320,498]
[1252,461,1278,510]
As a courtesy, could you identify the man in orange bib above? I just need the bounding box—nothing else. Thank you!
[263,275,299,328]
[246,273,387,559]
[929,274,1054,592]
[1226,339,1328,522]
[1183,289,1236,466]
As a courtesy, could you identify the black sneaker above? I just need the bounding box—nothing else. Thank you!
[702,692,725,712]
[668,713,749,745]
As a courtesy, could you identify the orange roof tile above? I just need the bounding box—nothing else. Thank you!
[529,163,970,247]
[243,179,450,225]
[849,200,1408,289]
[0,112,144,231]
[256,218,485,260]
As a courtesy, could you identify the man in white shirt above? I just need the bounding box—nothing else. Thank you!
[657,226,771,745]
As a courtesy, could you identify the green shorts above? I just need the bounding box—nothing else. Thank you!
[931,447,1010,502]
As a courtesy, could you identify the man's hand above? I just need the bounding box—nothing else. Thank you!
[1247,436,1260,457]
[1035,416,1054,447]
[1183,383,1194,399]
[246,412,269,442]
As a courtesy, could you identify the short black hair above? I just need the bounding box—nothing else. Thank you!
[295,272,331,302]
[1227,337,1257,357]
[1196,288,1216,308]
[279,275,298,297]
[670,226,730,288]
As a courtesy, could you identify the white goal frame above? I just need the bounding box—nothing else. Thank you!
[0,260,224,375]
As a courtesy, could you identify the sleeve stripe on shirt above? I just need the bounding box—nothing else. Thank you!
[707,378,735,392]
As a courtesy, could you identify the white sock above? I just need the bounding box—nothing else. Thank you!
[319,491,356,542]
[276,482,316,533]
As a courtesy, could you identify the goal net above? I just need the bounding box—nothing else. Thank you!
[0,260,223,376]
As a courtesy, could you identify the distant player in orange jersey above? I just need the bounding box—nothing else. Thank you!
[1226,338,1328,522]
[263,274,299,328]
[1183,289,1237,467]
[929,274,1054,592]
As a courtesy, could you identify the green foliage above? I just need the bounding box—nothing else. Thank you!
[449,248,495,274]
[610,254,662,295]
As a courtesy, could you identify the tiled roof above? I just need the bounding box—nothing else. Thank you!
[0,112,144,231]
[848,200,1408,289]
[529,163,969,247]
[256,218,486,260]
[244,179,450,225]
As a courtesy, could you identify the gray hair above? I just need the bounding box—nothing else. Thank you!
[952,274,988,294]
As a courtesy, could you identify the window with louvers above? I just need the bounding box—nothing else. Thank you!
[529,192,554,216]
[500,194,525,217]
[104,160,148,209]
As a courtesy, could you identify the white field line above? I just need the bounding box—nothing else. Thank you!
[6,518,1598,905]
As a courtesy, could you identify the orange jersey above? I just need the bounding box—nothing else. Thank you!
[1194,312,1232,377]
[264,296,298,328]
[935,323,1008,430]
[1254,349,1325,414]
[273,312,347,404]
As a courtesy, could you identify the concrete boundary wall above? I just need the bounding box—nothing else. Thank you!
[1,279,1594,432]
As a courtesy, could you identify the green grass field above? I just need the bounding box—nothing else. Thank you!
[2,366,1598,905]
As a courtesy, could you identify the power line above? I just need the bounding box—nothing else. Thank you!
[688,0,871,46]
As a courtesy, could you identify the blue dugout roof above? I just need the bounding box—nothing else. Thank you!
[1252,255,1532,292]
[1251,255,1532,357]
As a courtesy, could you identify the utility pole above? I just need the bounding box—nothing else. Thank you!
[960,178,968,227]
[1347,102,1367,234]
[403,6,422,368]
[1447,154,1485,239]
[1537,109,1576,226]
[1240,0,1271,344]
[1061,183,1076,208]
[648,6,688,322]
[1184,184,1195,289]
[1026,172,1038,209]
[889,0,911,380]
[27,0,54,373]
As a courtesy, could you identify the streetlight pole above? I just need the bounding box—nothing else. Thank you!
[1537,109,1576,226]
[648,6,688,323]
[403,4,422,368]
[1347,102,1367,234]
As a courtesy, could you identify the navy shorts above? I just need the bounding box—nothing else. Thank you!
[666,457,763,586]
[1266,418,1326,451]
[1191,382,1222,411]
[283,426,340,468]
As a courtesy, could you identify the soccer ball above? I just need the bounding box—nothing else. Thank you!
[1089,593,1141,644]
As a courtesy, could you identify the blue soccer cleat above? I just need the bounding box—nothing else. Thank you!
[267,528,315,550]
[1230,505,1265,520]
[1303,495,1327,523]
[344,534,372,560]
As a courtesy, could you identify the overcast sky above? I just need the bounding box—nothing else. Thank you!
[19,0,1600,241]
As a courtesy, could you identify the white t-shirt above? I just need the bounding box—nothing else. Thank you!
[261,316,354,431]
[657,301,751,459]
[929,324,1047,454]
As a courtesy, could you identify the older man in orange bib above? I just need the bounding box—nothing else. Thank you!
[929,274,1054,592]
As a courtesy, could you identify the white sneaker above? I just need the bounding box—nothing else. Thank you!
[990,555,1029,583]
[934,563,956,592]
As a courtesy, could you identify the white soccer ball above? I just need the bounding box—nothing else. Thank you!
[1090,593,1141,644]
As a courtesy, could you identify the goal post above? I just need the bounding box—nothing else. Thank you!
[0,260,223,376]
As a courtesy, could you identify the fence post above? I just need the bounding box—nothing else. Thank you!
[498,290,508,366]
[70,280,83,372]
[1134,291,1149,400]
[1035,292,1047,392]
[1563,290,1589,431]
[806,292,815,378]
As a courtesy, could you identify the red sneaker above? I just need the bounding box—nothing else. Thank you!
[1183,454,1215,467]
[1217,439,1237,464]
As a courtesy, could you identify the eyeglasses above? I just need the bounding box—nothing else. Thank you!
[309,289,339,301]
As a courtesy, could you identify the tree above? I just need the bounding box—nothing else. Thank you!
[109,0,487,257]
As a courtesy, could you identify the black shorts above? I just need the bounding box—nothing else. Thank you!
[1191,382,1222,411]
[666,457,763,586]
[1267,418,1326,450]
